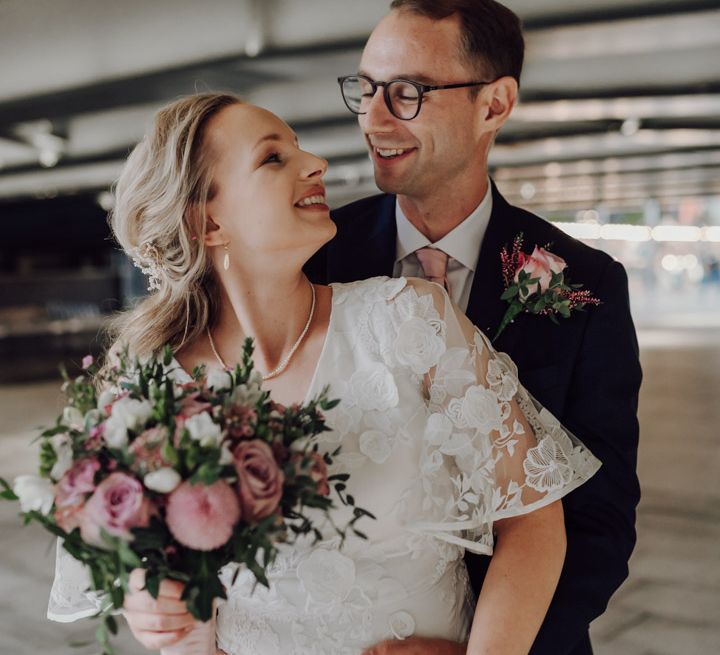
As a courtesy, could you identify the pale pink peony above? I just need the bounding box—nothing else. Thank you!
[233,440,285,522]
[80,472,152,547]
[165,480,240,551]
[514,246,567,297]
[55,458,101,508]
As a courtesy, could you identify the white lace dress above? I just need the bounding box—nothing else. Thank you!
[48,277,601,654]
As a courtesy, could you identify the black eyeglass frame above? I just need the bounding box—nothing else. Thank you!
[337,74,498,120]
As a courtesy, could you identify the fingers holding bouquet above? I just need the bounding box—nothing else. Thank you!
[124,569,196,650]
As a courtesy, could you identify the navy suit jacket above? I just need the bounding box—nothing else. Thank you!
[305,183,641,655]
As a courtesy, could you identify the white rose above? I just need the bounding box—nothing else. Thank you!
[185,411,222,447]
[50,434,74,481]
[13,475,54,515]
[144,467,181,493]
[97,389,116,411]
[62,406,84,431]
[297,549,355,604]
[461,385,504,434]
[112,396,153,431]
[103,415,129,449]
[394,317,446,375]
[349,363,399,412]
[358,430,392,464]
[207,368,232,391]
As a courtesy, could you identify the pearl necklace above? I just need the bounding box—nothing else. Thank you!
[206,281,316,381]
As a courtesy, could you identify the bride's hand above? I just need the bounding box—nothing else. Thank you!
[123,569,197,650]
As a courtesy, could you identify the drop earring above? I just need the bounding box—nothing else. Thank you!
[223,242,230,271]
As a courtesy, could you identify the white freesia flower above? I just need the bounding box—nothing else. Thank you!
[349,363,399,411]
[185,411,222,447]
[394,317,446,375]
[231,381,263,407]
[219,443,234,466]
[207,368,232,391]
[13,475,54,515]
[297,549,355,604]
[62,406,84,431]
[358,430,392,464]
[97,388,116,411]
[103,415,129,448]
[461,385,504,434]
[50,433,74,480]
[112,396,153,431]
[144,468,181,493]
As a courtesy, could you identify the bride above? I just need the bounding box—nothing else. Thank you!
[48,93,600,655]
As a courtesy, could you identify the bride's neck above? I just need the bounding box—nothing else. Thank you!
[211,266,313,374]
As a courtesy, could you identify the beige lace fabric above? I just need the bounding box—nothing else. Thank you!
[49,276,601,654]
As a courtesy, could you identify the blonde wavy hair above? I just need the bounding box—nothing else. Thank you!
[103,92,243,370]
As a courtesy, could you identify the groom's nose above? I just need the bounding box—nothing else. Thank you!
[361,87,396,131]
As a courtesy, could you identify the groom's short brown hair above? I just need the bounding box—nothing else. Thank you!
[389,0,525,86]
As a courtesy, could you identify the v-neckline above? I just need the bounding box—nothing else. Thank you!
[170,284,336,406]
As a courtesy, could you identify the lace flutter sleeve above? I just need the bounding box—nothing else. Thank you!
[399,278,601,555]
[47,539,106,622]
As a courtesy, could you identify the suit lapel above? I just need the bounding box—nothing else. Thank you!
[467,182,524,355]
[328,195,397,282]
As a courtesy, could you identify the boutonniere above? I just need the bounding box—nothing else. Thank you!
[493,233,601,341]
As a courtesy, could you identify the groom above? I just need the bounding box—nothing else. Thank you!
[307,0,641,653]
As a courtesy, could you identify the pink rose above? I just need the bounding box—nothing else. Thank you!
[514,246,567,297]
[233,440,285,522]
[55,504,85,532]
[82,355,94,369]
[80,472,152,547]
[166,480,241,551]
[55,458,101,508]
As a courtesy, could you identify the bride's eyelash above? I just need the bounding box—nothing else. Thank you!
[262,151,283,165]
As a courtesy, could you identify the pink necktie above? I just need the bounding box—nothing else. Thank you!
[415,247,451,294]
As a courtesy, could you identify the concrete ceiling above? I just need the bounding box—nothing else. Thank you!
[0,0,719,211]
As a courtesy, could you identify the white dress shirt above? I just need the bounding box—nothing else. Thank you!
[393,184,493,311]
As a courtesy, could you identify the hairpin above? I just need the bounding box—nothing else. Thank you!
[131,242,163,291]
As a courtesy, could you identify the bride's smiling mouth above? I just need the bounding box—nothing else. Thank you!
[294,186,329,211]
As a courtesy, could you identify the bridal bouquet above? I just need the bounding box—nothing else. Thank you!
[1,342,370,654]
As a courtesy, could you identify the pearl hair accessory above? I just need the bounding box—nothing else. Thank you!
[131,242,164,291]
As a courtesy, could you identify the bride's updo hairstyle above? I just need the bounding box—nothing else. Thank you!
[105,92,242,364]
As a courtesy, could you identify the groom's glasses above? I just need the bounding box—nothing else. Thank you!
[338,74,496,121]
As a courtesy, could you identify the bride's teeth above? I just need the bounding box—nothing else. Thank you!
[297,195,326,207]
[378,148,406,158]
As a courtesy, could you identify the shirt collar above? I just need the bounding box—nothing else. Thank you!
[394,181,493,271]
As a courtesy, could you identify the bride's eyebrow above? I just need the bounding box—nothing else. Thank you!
[253,133,284,150]
[253,132,298,150]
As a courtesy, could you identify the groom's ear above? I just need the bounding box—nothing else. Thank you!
[478,76,518,133]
